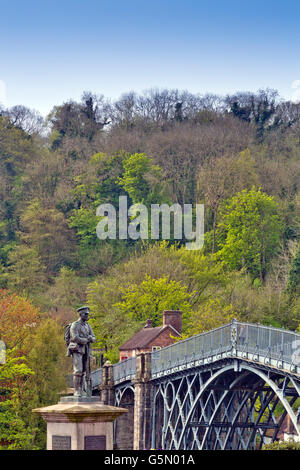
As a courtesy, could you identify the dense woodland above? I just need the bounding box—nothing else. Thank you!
[1,87,300,448]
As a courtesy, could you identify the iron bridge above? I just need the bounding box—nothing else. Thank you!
[94,320,300,450]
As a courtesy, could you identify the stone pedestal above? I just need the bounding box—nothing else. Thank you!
[132,353,153,450]
[33,396,127,450]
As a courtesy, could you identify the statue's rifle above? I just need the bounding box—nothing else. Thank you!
[85,341,92,397]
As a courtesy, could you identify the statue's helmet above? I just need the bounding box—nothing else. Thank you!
[77,306,90,315]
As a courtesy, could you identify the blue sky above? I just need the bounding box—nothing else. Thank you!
[1,0,300,115]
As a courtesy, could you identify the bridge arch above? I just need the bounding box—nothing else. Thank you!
[95,321,300,450]
[114,384,135,450]
[153,362,300,450]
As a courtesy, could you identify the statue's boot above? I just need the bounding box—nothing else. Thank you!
[74,375,82,397]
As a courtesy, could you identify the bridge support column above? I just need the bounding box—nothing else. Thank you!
[99,361,115,406]
[132,353,153,450]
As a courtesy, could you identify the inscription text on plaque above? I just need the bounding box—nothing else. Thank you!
[84,435,106,450]
[52,435,71,450]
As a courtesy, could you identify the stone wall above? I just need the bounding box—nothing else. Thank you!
[114,388,135,450]
[99,353,154,450]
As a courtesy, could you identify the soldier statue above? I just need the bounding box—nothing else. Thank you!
[65,306,96,397]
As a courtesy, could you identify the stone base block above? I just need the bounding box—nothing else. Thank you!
[33,396,127,450]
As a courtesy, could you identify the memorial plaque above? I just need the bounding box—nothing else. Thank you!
[84,435,106,450]
[52,435,71,450]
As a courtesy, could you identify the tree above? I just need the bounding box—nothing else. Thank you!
[216,188,282,282]
[89,271,193,362]
[118,153,165,205]
[287,245,300,296]
[69,151,133,271]
[225,88,279,140]
[21,319,69,449]
[20,200,76,275]
[4,245,47,297]
[87,242,195,361]
[0,317,69,450]
[184,298,238,337]
[198,155,234,254]
[0,290,40,349]
[0,115,39,246]
[199,149,259,254]
[44,266,89,322]
[0,349,35,450]
[48,92,110,148]
[3,105,44,135]
[262,440,300,450]
[114,274,193,326]
[86,151,128,206]
[0,115,38,176]
[68,206,101,249]
[87,242,230,361]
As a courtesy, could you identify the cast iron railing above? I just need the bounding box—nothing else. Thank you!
[112,356,137,384]
[91,367,102,388]
[90,321,300,387]
[151,320,300,378]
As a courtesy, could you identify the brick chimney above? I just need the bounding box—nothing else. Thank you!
[163,310,182,335]
[144,318,153,328]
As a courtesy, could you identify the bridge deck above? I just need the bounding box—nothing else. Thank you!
[92,320,300,387]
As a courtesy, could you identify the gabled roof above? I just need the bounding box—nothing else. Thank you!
[264,414,296,439]
[119,324,180,351]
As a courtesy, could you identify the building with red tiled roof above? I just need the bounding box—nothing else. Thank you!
[119,310,182,361]
[263,413,300,445]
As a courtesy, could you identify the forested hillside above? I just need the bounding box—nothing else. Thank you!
[1,88,300,447]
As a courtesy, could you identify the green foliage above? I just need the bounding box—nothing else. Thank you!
[0,241,16,268]
[88,151,129,206]
[118,153,166,205]
[232,149,259,190]
[175,248,229,303]
[219,272,290,326]
[0,115,37,174]
[287,246,300,296]
[69,151,135,264]
[49,128,63,149]
[0,399,35,450]
[184,298,238,336]
[21,318,69,449]
[0,313,69,449]
[87,242,190,360]
[0,116,40,248]
[262,440,300,450]
[3,90,300,449]
[20,199,76,275]
[47,266,89,310]
[0,349,34,383]
[3,245,47,297]
[216,187,282,280]
[88,242,231,360]
[49,94,107,146]
[0,349,35,449]
[0,289,41,349]
[69,207,101,248]
[25,319,69,400]
[115,274,193,326]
